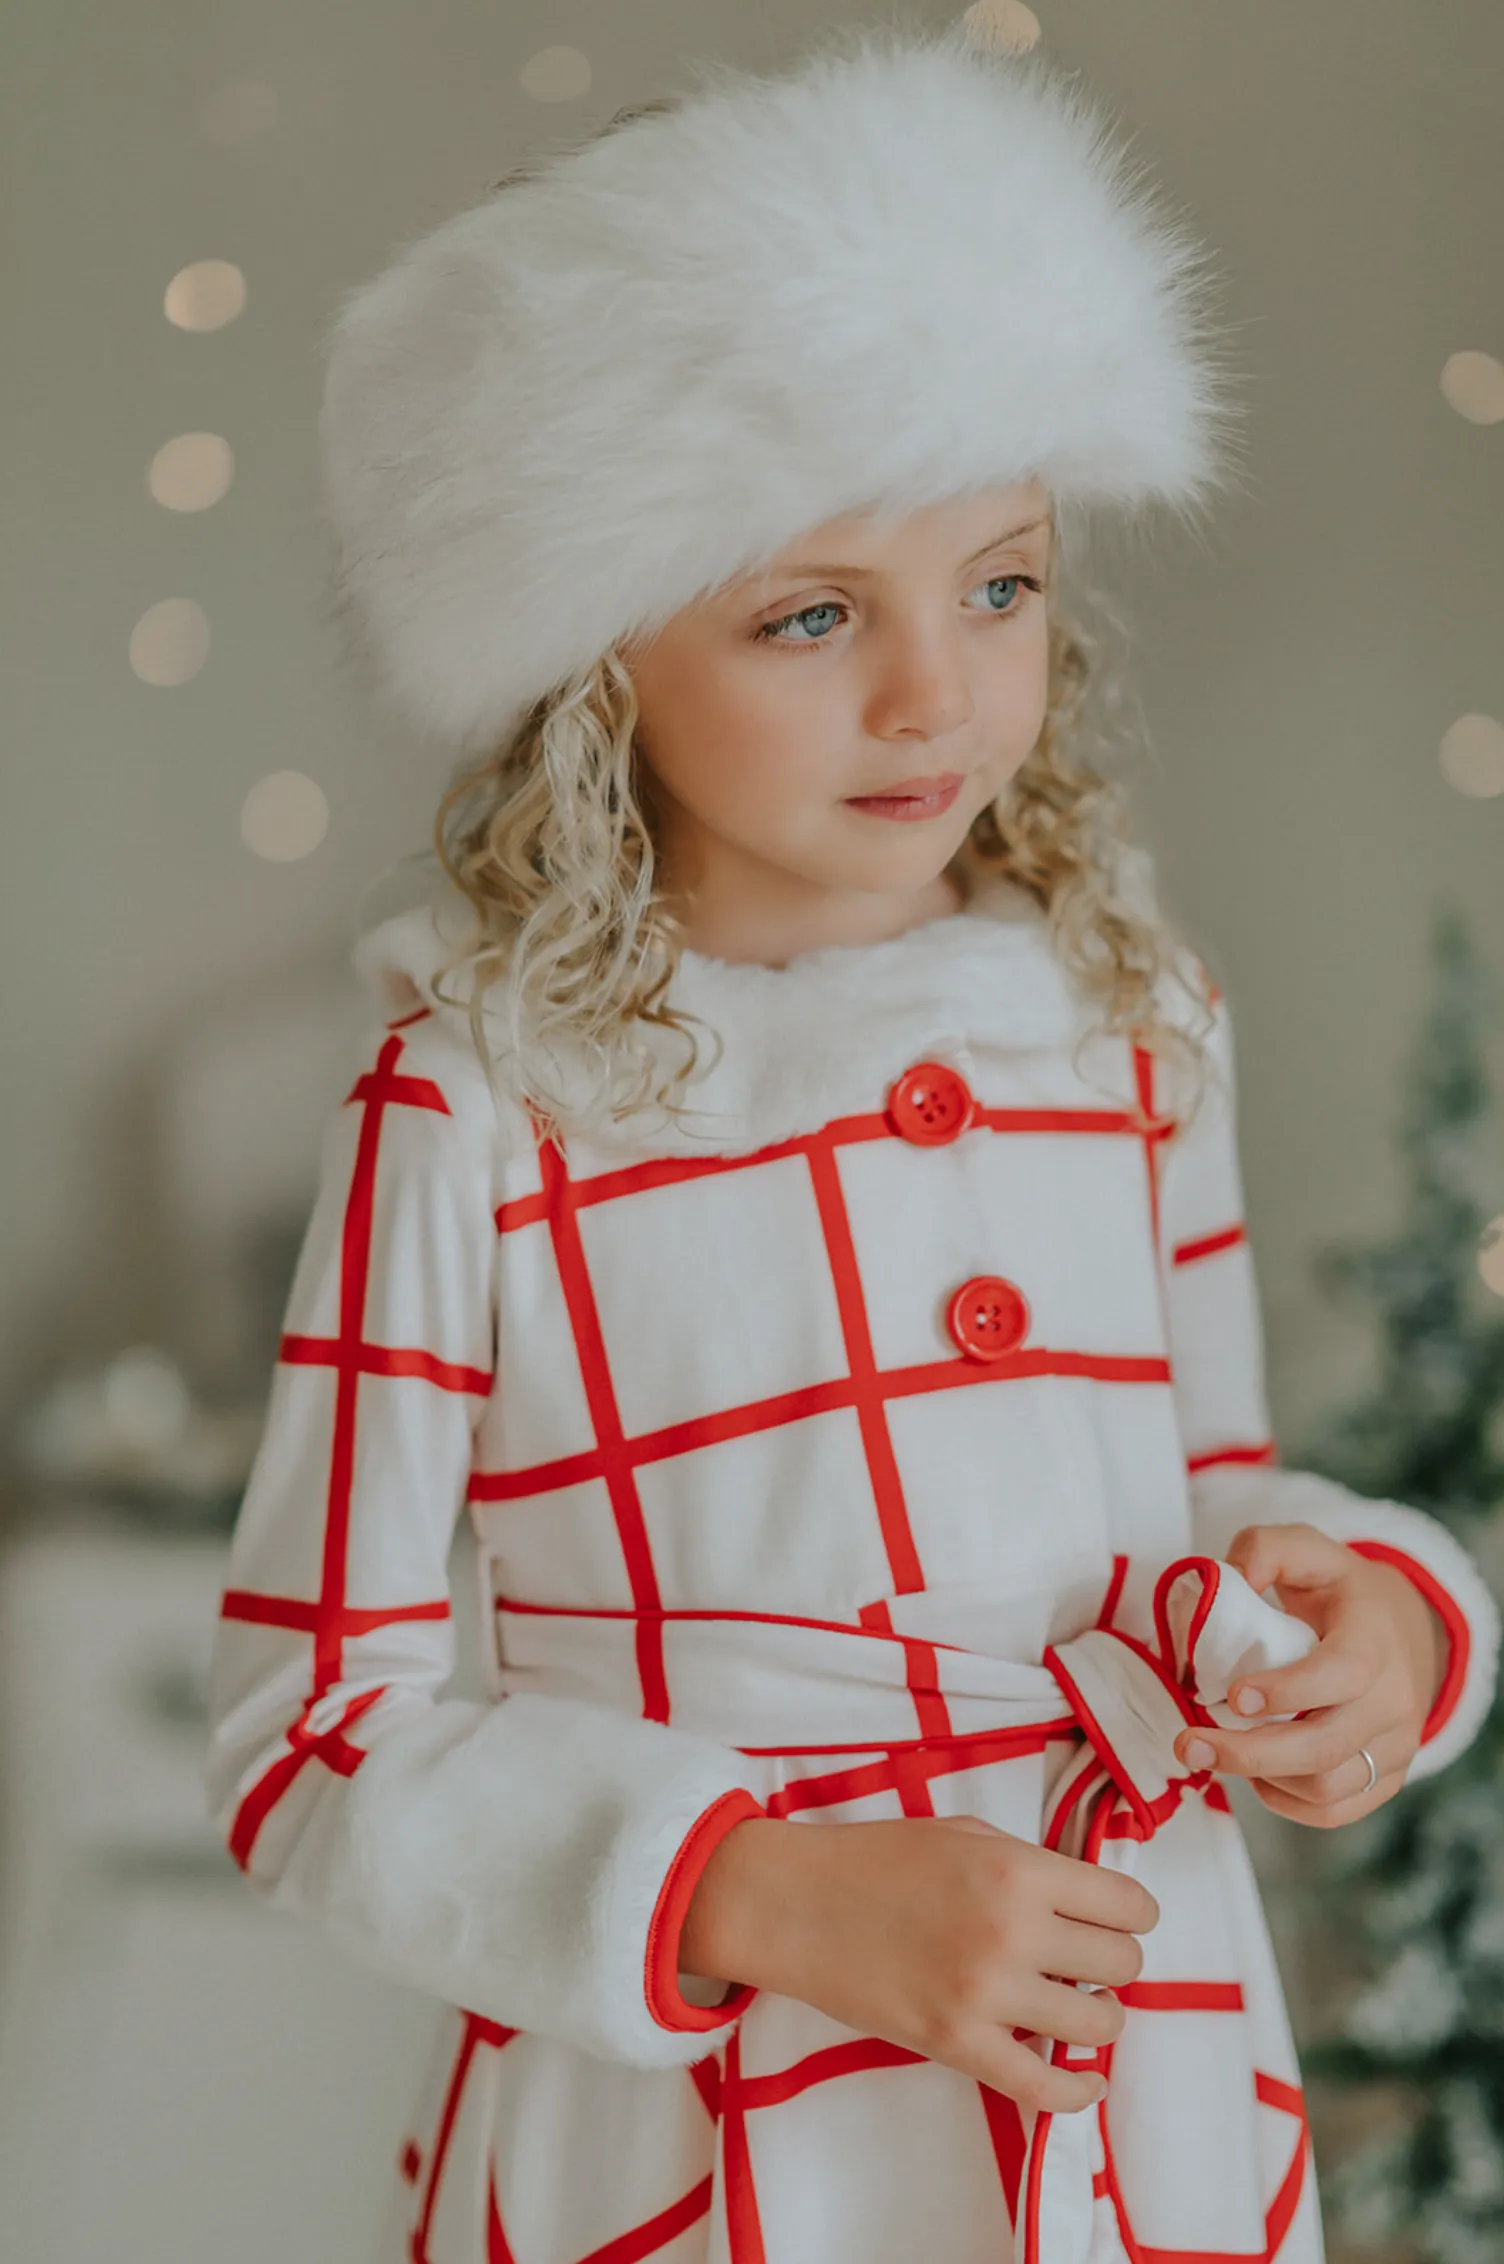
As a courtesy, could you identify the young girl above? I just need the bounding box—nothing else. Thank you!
[206,21,1500,2264]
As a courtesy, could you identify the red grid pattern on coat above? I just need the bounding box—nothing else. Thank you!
[1168,1204,1277,1478]
[480,1048,1189,1737]
[535,1129,671,1721]
[1093,2047,1309,2264]
[760,1716,1079,1813]
[226,1682,386,1870]
[223,1021,494,1871]
[409,2011,721,2264]
[408,2011,515,2264]
[409,1982,1308,2262]
[855,1594,953,1813]
[1172,1221,1248,1267]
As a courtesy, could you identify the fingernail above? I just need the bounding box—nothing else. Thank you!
[1182,1737,1216,1770]
[1232,1686,1266,1716]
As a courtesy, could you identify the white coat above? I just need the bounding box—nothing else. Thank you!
[206,871,1500,2264]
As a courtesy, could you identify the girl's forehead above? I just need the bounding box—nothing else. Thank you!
[736,483,1055,590]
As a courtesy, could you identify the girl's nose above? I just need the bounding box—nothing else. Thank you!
[865,623,975,742]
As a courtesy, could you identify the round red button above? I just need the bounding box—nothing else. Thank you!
[887,1061,974,1146]
[947,1275,1031,1362]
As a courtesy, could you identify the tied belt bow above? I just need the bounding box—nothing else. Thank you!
[1019,1556,1316,2264]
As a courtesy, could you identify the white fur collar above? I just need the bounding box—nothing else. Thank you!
[352,870,1109,1158]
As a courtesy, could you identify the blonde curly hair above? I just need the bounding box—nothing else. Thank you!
[408,98,1219,1144]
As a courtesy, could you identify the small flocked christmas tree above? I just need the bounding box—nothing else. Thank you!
[1295,907,1504,2264]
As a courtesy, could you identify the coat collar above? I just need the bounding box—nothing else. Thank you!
[352,867,1106,1159]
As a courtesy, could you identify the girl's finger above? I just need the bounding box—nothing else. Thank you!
[1044,1849,1160,1938]
[1041,1914,1146,1992]
[1227,1634,1377,1722]
[969,2036,1107,2117]
[1257,1727,1409,1808]
[1250,1764,1405,1831]
[1224,1521,1353,1603]
[1010,1974,1125,2052]
[1176,1693,1389,1782]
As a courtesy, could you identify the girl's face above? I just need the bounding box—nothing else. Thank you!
[621,480,1054,958]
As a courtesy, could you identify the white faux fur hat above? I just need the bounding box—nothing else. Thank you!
[318,14,1241,760]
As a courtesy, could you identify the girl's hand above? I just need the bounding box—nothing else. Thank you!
[1172,1522,1449,1827]
[677,1811,1159,2115]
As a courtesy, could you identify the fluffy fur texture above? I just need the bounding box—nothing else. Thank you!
[349,866,1204,1158]
[318,17,1241,757]
[271,1691,764,2069]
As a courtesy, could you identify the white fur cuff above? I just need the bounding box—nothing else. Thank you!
[268,1690,767,2069]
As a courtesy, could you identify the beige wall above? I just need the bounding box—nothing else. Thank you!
[2,0,1501,1458]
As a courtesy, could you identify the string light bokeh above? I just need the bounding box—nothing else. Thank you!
[129,598,209,686]
[163,258,245,332]
[240,772,330,863]
[148,432,235,513]
[961,1,1042,51]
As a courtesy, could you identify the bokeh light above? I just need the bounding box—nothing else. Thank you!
[164,259,246,332]
[1440,352,1504,426]
[961,0,1042,52]
[148,432,235,513]
[519,46,592,102]
[130,599,210,686]
[1438,714,1504,799]
[241,771,330,862]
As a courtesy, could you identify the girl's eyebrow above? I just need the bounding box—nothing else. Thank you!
[765,515,1052,583]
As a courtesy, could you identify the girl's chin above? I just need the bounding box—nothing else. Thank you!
[834,806,973,863]
[800,844,968,901]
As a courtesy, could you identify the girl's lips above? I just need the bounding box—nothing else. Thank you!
[844,773,965,821]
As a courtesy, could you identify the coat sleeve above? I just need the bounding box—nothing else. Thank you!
[204,1008,767,2069]
[1156,991,1500,1782]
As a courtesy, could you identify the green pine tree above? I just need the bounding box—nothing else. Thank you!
[1295,907,1504,2264]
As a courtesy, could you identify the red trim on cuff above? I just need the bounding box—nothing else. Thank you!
[1348,1539,1471,1744]
[645,1787,766,2032]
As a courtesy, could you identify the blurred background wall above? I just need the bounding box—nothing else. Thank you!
[1,4,1500,2261]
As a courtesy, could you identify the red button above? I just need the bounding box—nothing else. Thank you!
[887,1061,974,1146]
[947,1275,1031,1362]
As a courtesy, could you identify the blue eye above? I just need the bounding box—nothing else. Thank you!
[976,575,1022,612]
[756,601,845,645]
[969,574,1045,615]
[755,575,1042,649]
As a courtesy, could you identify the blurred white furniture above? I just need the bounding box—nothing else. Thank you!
[0,1506,443,2264]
